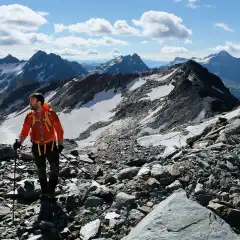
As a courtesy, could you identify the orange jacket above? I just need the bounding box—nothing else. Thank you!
[20,103,64,144]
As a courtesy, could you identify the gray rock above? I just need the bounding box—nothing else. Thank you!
[194,183,204,194]
[151,164,170,179]
[89,181,114,201]
[166,180,183,192]
[105,212,120,220]
[59,167,78,178]
[65,182,88,209]
[80,219,101,240]
[147,178,160,188]
[118,167,140,181]
[128,209,145,224]
[232,194,240,207]
[137,165,150,177]
[123,190,239,240]
[7,173,21,181]
[115,192,136,209]
[85,196,103,208]
[20,152,34,161]
[27,235,43,240]
[0,206,10,219]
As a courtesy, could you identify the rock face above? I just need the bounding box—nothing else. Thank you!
[169,51,240,99]
[95,54,149,75]
[19,50,88,83]
[147,60,239,131]
[123,191,239,240]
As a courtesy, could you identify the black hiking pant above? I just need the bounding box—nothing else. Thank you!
[32,142,59,195]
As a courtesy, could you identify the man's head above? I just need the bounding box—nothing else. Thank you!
[29,93,44,110]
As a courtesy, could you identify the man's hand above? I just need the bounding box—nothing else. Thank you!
[58,144,64,153]
[13,140,21,150]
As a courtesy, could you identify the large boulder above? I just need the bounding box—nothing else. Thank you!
[122,190,239,240]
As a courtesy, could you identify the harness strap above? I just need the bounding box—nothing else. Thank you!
[35,139,55,157]
[38,143,41,157]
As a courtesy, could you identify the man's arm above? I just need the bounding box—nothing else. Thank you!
[50,110,64,145]
[19,113,32,144]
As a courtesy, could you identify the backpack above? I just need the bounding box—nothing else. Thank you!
[31,103,53,132]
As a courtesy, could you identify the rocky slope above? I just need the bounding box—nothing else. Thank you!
[95,54,149,75]
[169,51,240,98]
[0,61,240,239]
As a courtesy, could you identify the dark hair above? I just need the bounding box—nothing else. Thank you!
[30,92,45,105]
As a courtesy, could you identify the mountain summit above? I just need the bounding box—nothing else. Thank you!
[19,50,88,82]
[95,53,149,75]
[0,54,20,65]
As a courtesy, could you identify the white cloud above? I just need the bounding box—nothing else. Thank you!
[44,48,100,57]
[203,4,216,8]
[184,39,192,44]
[212,41,240,52]
[55,36,129,47]
[113,20,141,36]
[132,11,192,40]
[55,18,141,36]
[110,48,121,57]
[86,49,100,55]
[67,18,115,36]
[53,11,191,44]
[141,40,148,44]
[161,45,188,53]
[215,23,234,32]
[186,0,199,9]
[37,11,49,17]
[54,24,66,33]
[0,4,47,31]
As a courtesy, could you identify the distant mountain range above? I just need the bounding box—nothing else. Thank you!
[1,49,240,99]
[94,53,149,75]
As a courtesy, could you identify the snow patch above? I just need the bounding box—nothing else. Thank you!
[127,77,146,91]
[45,91,57,103]
[142,84,174,101]
[59,89,122,139]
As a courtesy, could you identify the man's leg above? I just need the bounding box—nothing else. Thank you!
[46,142,60,197]
[32,144,48,197]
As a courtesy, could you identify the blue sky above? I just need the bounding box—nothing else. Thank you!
[0,0,239,61]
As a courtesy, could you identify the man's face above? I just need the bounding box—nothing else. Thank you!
[30,97,41,110]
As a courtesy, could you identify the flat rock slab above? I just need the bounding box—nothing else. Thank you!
[122,190,240,240]
[0,206,10,219]
[80,219,101,240]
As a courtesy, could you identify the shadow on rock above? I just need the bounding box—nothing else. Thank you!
[33,200,73,240]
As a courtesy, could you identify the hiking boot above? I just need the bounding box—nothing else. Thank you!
[39,193,49,201]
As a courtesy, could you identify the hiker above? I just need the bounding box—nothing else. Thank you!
[13,92,64,200]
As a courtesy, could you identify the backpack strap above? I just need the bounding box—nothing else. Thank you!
[31,111,36,127]
[45,111,52,127]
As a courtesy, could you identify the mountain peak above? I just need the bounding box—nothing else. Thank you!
[217,50,232,57]
[95,54,149,75]
[0,54,20,64]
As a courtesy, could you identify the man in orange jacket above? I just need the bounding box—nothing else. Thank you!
[13,92,64,200]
